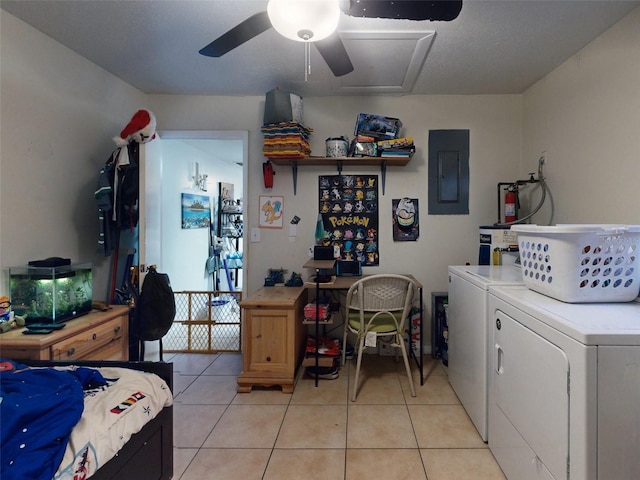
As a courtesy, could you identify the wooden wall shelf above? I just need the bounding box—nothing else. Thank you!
[267,155,413,195]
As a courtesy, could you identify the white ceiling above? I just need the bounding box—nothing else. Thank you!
[1,0,638,97]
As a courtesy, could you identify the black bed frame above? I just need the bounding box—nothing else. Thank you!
[24,360,173,480]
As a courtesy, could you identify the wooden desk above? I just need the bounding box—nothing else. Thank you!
[0,305,129,361]
[315,274,422,290]
[308,273,425,385]
[237,274,425,393]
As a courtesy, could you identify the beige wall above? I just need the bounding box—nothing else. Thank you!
[2,5,639,338]
[149,93,523,300]
[522,6,640,225]
[0,11,147,300]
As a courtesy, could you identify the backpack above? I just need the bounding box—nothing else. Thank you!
[135,266,176,341]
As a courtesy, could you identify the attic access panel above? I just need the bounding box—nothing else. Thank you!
[331,30,435,94]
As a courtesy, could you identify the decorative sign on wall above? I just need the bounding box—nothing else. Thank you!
[392,197,419,241]
[318,175,379,266]
[181,193,211,229]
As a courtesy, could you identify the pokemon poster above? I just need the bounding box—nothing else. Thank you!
[318,175,379,266]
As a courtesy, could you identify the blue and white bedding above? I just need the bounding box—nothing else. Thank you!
[0,360,173,480]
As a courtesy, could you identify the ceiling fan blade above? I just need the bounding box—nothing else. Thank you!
[199,11,272,57]
[314,33,354,77]
[341,0,463,21]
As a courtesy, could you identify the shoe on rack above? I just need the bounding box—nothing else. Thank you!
[305,364,339,380]
[341,343,355,360]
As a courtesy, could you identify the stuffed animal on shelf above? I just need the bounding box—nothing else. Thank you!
[0,296,25,333]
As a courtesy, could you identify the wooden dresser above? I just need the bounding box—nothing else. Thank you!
[0,305,129,361]
[238,286,307,393]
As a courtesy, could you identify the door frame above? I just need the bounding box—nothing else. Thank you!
[157,130,249,298]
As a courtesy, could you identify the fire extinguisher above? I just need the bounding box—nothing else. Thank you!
[504,185,517,223]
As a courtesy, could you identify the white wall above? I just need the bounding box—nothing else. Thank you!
[3,5,639,343]
[149,94,523,303]
[0,8,526,326]
[159,138,243,292]
[522,6,640,225]
[0,11,147,300]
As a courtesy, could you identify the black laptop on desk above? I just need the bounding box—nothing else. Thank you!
[336,260,362,277]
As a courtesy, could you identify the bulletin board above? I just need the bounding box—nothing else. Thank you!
[318,175,379,266]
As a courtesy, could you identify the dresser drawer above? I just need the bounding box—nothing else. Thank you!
[81,338,127,361]
[52,316,126,361]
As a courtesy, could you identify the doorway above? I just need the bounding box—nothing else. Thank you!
[157,131,247,292]
[155,130,248,354]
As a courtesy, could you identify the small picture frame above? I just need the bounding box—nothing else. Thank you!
[259,196,284,229]
[392,197,419,241]
[181,193,211,229]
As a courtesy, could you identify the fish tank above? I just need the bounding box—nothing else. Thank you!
[8,263,93,324]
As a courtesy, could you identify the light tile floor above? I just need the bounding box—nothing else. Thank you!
[165,351,506,480]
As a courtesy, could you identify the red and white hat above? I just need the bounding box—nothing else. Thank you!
[113,109,157,146]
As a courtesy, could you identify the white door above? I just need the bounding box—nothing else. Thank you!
[493,309,569,480]
[138,136,163,288]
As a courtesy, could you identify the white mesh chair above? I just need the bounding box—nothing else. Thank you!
[341,274,417,401]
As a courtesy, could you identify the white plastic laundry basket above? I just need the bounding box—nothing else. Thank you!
[511,224,640,303]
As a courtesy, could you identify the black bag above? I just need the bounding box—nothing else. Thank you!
[135,266,176,341]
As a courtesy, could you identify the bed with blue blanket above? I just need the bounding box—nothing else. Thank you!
[0,359,173,480]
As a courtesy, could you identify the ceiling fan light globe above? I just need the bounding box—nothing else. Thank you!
[267,0,340,43]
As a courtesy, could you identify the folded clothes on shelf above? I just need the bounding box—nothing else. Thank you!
[305,336,340,357]
[304,302,330,320]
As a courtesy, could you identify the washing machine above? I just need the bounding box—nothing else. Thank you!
[447,265,525,442]
[488,285,640,480]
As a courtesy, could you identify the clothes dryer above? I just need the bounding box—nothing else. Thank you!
[447,265,524,441]
[488,285,640,480]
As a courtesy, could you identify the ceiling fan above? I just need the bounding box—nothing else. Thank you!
[199,0,463,77]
